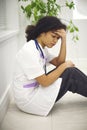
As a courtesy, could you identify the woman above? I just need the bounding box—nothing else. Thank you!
[13,16,87,116]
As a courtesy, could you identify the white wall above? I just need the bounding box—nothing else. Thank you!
[67,19,87,59]
[0,0,19,123]
[0,35,18,99]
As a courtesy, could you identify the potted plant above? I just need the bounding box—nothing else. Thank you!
[18,0,79,42]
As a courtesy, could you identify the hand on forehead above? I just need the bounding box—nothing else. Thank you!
[52,29,66,38]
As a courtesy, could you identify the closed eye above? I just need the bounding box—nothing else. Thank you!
[52,34,60,40]
[51,32,60,40]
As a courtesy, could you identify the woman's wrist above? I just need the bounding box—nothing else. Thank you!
[61,36,66,43]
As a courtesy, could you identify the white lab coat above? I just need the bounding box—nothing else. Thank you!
[13,40,62,116]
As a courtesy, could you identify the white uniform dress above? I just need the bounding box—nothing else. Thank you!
[13,40,62,116]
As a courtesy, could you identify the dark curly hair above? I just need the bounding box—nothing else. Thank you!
[25,16,67,42]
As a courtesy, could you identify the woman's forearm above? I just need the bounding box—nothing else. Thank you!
[57,37,66,64]
[50,37,66,67]
[35,60,75,87]
[36,63,66,87]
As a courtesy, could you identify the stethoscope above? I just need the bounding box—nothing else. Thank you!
[34,39,46,74]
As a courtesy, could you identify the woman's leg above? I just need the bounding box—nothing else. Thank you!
[56,67,87,102]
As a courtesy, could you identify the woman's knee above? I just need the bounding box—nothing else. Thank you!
[65,67,75,71]
[65,67,77,74]
[63,67,75,74]
[61,67,76,78]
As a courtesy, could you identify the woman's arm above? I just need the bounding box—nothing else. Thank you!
[35,61,75,87]
[50,29,66,67]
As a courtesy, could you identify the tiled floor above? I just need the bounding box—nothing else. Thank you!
[0,67,87,130]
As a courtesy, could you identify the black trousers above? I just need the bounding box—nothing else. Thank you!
[55,67,87,102]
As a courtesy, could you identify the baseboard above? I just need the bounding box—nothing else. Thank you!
[0,84,11,123]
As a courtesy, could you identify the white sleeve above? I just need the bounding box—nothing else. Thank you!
[16,43,45,80]
[45,48,55,62]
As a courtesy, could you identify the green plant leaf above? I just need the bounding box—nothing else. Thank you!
[66,1,75,9]
[70,28,75,33]
[72,34,79,42]
[21,5,25,12]
[74,26,79,32]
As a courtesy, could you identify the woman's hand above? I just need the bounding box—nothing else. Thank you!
[63,60,75,68]
[57,29,66,40]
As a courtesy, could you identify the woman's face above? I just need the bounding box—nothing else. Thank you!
[41,30,60,48]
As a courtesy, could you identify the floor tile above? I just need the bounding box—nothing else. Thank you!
[0,101,52,130]
[51,93,87,130]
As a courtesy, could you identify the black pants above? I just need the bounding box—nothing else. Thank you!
[55,67,87,102]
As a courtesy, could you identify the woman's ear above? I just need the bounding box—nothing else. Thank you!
[39,32,46,38]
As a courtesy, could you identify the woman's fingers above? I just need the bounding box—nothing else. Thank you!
[56,29,66,38]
